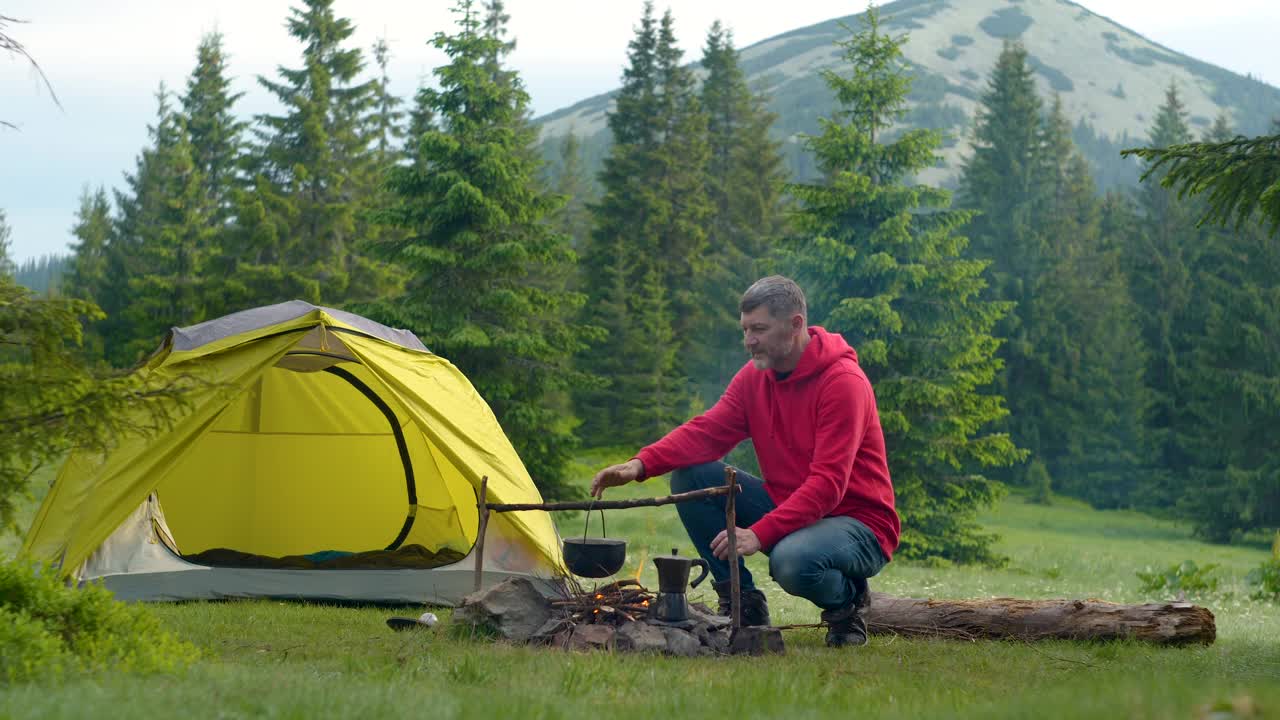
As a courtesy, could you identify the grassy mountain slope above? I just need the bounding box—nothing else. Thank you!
[537,0,1280,189]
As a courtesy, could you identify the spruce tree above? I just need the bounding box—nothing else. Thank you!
[0,210,14,278]
[368,37,406,166]
[1031,97,1149,508]
[252,0,400,305]
[113,88,221,363]
[785,10,1021,563]
[577,1,664,443]
[180,32,245,225]
[956,41,1049,485]
[549,130,593,251]
[1168,115,1280,540]
[699,21,787,395]
[650,10,714,352]
[62,188,115,357]
[577,3,712,444]
[1127,82,1201,503]
[369,0,597,499]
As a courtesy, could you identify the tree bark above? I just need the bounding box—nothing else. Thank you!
[862,593,1215,646]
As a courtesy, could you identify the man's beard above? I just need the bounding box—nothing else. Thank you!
[748,345,780,369]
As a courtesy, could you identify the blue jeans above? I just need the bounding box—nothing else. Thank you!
[670,461,887,612]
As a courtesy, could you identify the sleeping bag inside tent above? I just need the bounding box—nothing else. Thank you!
[20,301,563,604]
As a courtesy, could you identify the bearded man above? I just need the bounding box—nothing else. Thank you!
[590,275,899,647]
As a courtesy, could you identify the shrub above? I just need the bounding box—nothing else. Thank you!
[1026,460,1053,505]
[1136,560,1220,596]
[1245,533,1280,602]
[0,560,198,684]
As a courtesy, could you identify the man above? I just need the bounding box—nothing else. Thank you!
[590,275,899,647]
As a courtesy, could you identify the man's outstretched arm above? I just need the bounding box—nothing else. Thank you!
[590,368,751,497]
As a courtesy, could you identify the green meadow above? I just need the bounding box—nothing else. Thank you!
[2,455,1277,719]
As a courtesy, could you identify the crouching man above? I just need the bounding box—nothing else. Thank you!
[590,275,899,647]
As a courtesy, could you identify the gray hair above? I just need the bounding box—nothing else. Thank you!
[740,275,807,321]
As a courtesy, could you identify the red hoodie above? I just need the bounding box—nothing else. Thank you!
[635,326,899,560]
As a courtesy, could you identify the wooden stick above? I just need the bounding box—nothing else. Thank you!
[726,466,741,631]
[473,476,489,594]
[486,484,738,513]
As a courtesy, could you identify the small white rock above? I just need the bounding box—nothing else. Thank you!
[418,612,439,627]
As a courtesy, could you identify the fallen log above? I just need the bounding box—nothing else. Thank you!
[861,592,1215,646]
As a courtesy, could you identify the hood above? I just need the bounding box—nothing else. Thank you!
[781,326,858,382]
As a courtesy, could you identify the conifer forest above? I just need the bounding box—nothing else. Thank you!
[4,0,1279,563]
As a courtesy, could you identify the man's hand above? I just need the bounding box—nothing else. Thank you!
[589,458,645,498]
[710,528,762,560]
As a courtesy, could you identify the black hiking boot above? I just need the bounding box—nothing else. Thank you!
[822,579,872,647]
[713,579,771,627]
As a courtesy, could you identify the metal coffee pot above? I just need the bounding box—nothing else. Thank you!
[650,547,710,624]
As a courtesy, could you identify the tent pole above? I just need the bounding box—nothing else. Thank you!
[473,476,489,594]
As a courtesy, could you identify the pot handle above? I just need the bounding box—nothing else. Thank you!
[582,502,607,541]
[689,557,710,588]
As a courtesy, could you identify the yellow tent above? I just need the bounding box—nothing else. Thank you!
[22,301,563,604]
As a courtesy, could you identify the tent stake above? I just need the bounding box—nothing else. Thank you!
[473,476,489,594]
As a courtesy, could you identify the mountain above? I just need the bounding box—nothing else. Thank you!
[534,0,1280,190]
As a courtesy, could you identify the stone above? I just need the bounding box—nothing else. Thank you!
[615,620,668,653]
[565,624,615,651]
[529,617,574,644]
[728,626,786,655]
[688,603,731,629]
[695,623,731,654]
[659,627,703,657]
[455,577,551,643]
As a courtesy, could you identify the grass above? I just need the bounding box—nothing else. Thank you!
[2,451,1278,719]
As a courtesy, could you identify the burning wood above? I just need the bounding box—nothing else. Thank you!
[551,578,655,625]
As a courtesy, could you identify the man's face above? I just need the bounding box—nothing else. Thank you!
[741,306,798,370]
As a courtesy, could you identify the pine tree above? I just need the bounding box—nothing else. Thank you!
[785,10,1021,563]
[1031,97,1149,508]
[251,0,400,306]
[1167,114,1280,540]
[549,130,593,250]
[1126,82,1201,504]
[577,1,663,443]
[368,37,406,166]
[650,10,713,349]
[577,4,712,444]
[0,210,14,278]
[180,32,245,225]
[699,21,788,395]
[956,41,1050,485]
[368,0,598,499]
[61,188,115,356]
[111,87,222,363]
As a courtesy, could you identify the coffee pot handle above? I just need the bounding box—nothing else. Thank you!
[689,558,710,588]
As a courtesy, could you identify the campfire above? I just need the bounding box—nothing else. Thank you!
[454,575,761,656]
[552,579,653,625]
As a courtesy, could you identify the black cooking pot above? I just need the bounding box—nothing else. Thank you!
[562,507,626,578]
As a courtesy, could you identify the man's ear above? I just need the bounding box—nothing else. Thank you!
[792,314,805,331]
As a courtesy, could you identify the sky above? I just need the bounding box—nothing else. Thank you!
[3,0,1279,264]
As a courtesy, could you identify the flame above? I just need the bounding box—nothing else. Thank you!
[633,549,648,582]
[595,594,604,600]
[641,599,649,607]
[593,608,600,614]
